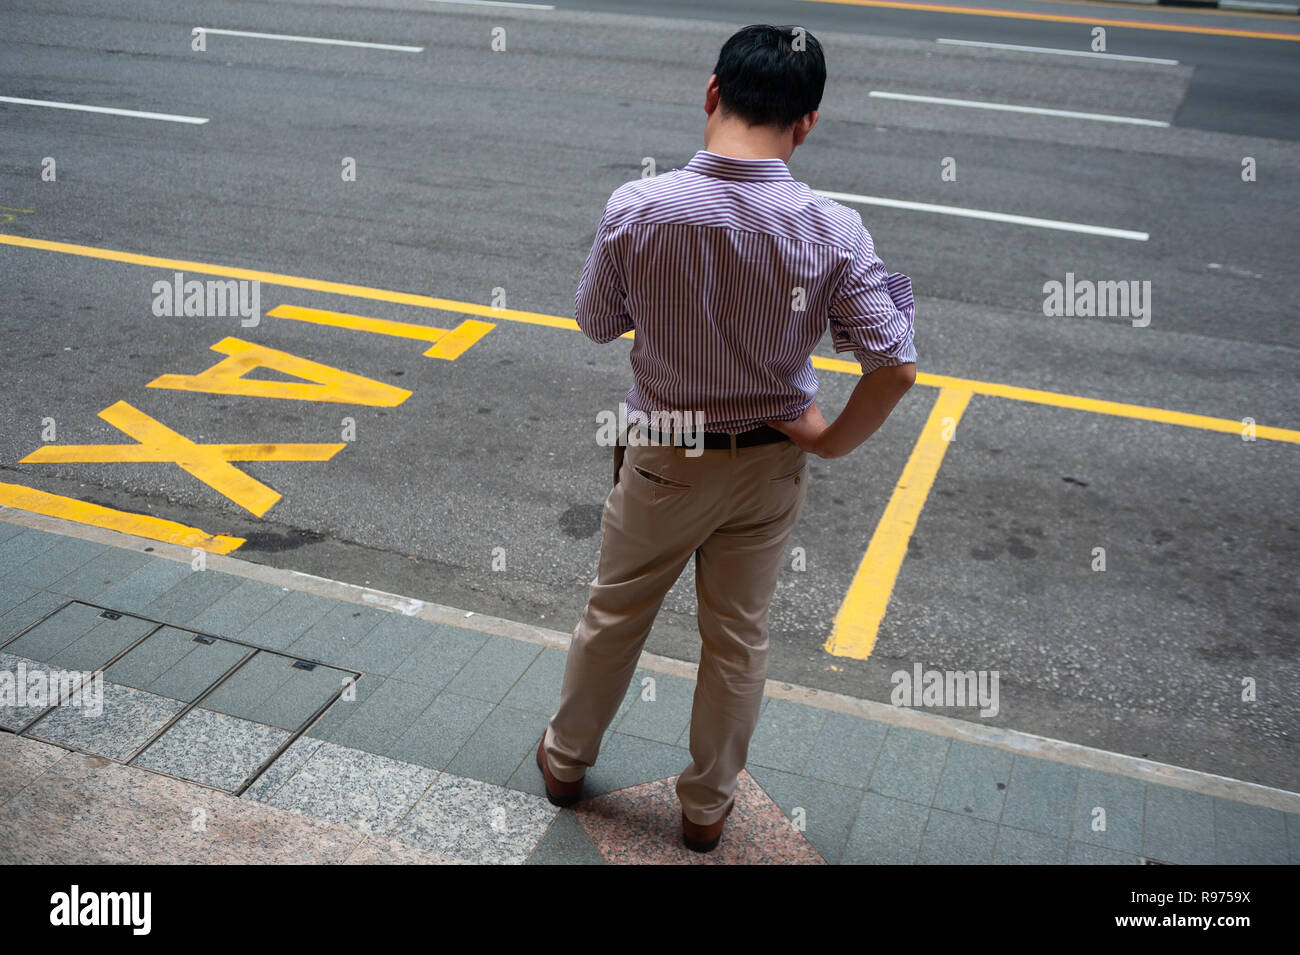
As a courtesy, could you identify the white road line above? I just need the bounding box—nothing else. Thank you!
[196,28,423,52]
[936,37,1179,66]
[0,96,208,125]
[1221,0,1300,13]
[813,190,1149,241]
[424,0,555,8]
[869,90,1169,127]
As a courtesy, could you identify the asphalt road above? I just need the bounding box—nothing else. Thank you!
[1,0,1297,791]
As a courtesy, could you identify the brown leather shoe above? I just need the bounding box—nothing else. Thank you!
[536,735,583,807]
[682,802,735,854]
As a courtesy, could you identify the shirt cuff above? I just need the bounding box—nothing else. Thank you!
[854,344,916,377]
[851,270,917,375]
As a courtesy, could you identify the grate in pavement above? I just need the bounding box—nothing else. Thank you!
[0,599,361,795]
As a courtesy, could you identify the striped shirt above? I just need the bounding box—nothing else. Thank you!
[575,150,917,434]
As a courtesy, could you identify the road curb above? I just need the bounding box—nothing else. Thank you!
[4,504,1299,816]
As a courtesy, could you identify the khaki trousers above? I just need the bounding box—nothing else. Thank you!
[544,434,809,825]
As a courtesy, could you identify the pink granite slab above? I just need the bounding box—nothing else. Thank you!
[0,732,70,804]
[0,750,370,864]
[575,771,826,864]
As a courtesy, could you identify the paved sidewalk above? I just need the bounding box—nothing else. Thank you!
[0,512,1295,865]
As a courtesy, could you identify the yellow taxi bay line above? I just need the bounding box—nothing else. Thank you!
[0,482,245,555]
[797,0,1300,41]
[0,234,576,331]
[827,387,972,660]
[2,233,1293,443]
[812,356,1299,443]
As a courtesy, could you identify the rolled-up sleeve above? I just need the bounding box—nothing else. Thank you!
[828,222,917,376]
[574,207,632,344]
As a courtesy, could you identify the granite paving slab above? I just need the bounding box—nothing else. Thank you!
[262,741,438,836]
[575,771,825,865]
[0,731,69,804]
[391,773,556,864]
[0,750,367,864]
[133,707,290,791]
[27,681,185,761]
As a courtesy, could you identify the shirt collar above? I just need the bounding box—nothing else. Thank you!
[683,150,793,183]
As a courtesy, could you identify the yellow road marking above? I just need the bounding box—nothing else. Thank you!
[826,387,973,660]
[917,369,1299,441]
[266,304,495,359]
[148,336,411,405]
[425,319,496,359]
[0,206,35,226]
[0,234,576,330]
[20,401,345,517]
[1018,0,1300,22]
[1,233,1293,442]
[797,0,1300,41]
[812,357,1298,443]
[0,482,244,554]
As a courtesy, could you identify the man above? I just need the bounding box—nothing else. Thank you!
[539,24,917,853]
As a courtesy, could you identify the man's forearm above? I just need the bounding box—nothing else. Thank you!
[813,363,916,458]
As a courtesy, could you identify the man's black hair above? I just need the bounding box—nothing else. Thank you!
[711,24,826,129]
